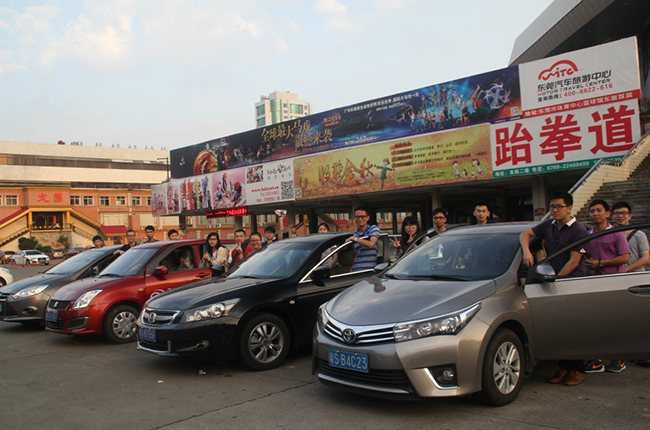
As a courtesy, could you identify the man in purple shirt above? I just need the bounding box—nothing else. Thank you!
[520,190,589,387]
[584,199,630,275]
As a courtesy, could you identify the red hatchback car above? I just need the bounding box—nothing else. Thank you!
[45,239,212,343]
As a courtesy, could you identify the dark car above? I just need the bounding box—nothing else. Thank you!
[0,246,121,324]
[136,232,391,370]
[312,223,650,406]
[45,239,211,343]
[66,247,85,258]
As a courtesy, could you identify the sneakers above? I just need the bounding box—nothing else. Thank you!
[605,360,626,373]
[584,359,604,373]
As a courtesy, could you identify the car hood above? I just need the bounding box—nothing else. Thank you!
[326,277,496,326]
[52,276,131,300]
[146,276,268,310]
[0,274,67,295]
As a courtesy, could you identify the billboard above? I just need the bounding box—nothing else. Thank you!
[519,37,641,118]
[170,66,521,179]
[491,101,641,177]
[294,126,491,200]
[246,161,294,205]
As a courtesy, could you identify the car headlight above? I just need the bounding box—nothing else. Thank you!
[393,302,481,342]
[317,304,329,331]
[13,285,48,299]
[180,298,240,323]
[72,290,103,309]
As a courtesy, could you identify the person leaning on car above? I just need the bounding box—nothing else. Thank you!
[114,230,138,255]
[519,190,588,387]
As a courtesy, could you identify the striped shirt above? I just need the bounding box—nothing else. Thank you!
[352,225,381,271]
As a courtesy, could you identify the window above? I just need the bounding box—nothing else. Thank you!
[131,196,141,206]
[100,196,110,206]
[70,196,80,205]
[115,196,126,206]
[83,196,94,206]
[3,195,18,206]
[256,118,266,127]
[290,104,303,114]
[256,105,265,116]
[146,196,152,206]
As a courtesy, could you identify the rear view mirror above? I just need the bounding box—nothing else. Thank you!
[154,266,168,277]
[373,262,389,273]
[528,263,556,283]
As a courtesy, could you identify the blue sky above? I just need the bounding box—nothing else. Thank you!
[0,0,553,150]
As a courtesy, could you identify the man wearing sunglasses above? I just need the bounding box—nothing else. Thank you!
[347,207,380,272]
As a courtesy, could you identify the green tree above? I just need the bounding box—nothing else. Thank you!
[57,235,70,249]
[18,236,38,250]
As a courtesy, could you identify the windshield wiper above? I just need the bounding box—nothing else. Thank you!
[233,275,260,279]
[383,273,403,280]
[99,273,122,278]
[407,274,473,281]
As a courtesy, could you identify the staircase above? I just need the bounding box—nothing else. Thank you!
[575,154,650,226]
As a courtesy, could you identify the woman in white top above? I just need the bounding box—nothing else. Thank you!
[201,232,229,269]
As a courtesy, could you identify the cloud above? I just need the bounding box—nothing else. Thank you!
[315,0,360,33]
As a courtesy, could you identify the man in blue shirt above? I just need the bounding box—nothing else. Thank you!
[347,207,380,271]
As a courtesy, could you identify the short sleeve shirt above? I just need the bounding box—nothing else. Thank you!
[588,224,631,275]
[352,225,381,271]
[627,230,649,272]
[531,217,588,276]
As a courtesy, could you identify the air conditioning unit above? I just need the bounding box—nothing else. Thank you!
[217,223,222,227]
[186,218,194,226]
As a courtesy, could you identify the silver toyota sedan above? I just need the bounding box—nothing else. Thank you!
[313,222,650,405]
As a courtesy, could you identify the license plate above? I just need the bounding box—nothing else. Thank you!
[138,325,156,342]
[328,349,369,373]
[45,310,58,322]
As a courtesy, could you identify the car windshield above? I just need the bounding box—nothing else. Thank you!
[229,241,315,279]
[26,251,42,256]
[100,248,159,278]
[386,232,520,281]
[44,249,105,275]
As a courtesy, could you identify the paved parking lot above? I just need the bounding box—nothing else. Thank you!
[2,265,650,429]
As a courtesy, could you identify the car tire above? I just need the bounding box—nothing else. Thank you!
[475,328,525,406]
[239,313,290,371]
[0,278,5,287]
[102,304,139,344]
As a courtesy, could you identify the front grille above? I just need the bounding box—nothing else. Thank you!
[316,358,414,393]
[324,316,395,345]
[48,300,71,310]
[140,308,180,327]
[46,320,64,331]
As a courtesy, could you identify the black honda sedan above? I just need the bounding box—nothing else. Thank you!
[0,246,120,324]
[137,232,390,370]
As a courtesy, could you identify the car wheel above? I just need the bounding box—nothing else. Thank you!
[102,304,139,344]
[475,328,525,406]
[239,313,290,371]
[0,278,5,287]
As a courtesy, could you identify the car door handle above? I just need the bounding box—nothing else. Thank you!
[628,285,650,295]
[196,272,211,278]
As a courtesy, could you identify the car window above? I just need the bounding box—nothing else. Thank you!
[157,245,197,273]
[100,247,160,277]
[229,241,315,279]
[308,240,356,276]
[45,250,111,275]
[386,233,520,280]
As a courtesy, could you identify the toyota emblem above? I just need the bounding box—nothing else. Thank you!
[147,312,156,324]
[342,328,357,344]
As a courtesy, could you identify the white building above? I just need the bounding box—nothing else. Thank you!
[254,91,312,128]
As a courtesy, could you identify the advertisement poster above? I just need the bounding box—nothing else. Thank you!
[490,101,641,177]
[294,126,491,200]
[246,161,295,205]
[170,66,520,179]
[519,37,641,118]
[151,184,167,216]
[211,168,246,209]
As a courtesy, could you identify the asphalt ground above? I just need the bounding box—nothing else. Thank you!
[1,265,650,430]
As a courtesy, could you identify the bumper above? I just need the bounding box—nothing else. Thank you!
[0,295,47,322]
[312,318,492,399]
[136,318,238,360]
[44,305,102,335]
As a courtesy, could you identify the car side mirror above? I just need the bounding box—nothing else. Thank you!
[211,265,226,277]
[373,262,390,273]
[154,266,168,277]
[92,266,99,276]
[310,266,330,286]
[527,263,556,283]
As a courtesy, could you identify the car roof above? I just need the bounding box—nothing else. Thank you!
[440,222,539,236]
[134,238,206,249]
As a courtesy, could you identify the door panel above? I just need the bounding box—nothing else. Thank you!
[526,271,650,360]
